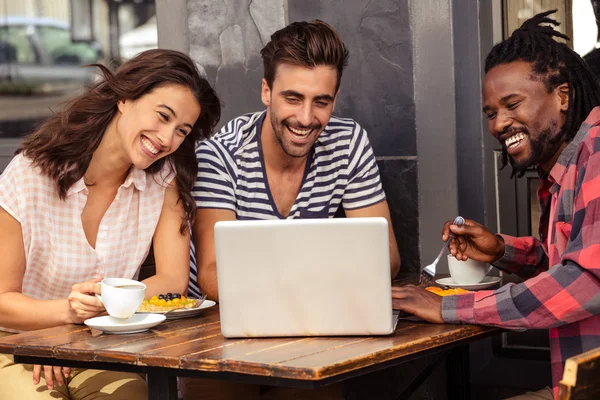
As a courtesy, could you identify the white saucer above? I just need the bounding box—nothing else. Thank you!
[84,313,166,334]
[138,299,217,320]
[435,276,502,290]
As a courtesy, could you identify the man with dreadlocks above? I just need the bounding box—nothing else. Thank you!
[392,10,600,399]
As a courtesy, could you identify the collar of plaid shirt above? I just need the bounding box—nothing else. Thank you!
[538,108,600,242]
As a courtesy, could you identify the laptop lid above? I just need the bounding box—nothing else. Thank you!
[214,217,394,338]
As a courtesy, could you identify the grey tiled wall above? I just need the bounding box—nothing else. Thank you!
[377,159,419,273]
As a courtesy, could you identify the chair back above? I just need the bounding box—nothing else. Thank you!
[558,346,600,399]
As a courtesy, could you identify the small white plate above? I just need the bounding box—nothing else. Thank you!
[137,299,216,320]
[435,276,502,290]
[84,313,166,334]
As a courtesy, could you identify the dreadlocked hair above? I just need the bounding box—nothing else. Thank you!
[485,9,600,175]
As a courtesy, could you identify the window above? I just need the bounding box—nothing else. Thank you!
[0,26,38,64]
[503,0,573,45]
[36,26,97,65]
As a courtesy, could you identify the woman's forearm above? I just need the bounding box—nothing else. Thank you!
[0,292,71,331]
[142,273,189,298]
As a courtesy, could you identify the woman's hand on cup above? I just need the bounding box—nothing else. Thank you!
[67,276,105,324]
[33,364,71,390]
[442,218,505,264]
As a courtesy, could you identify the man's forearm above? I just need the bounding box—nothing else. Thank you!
[442,260,598,329]
[493,234,549,279]
[198,263,219,301]
[390,251,401,279]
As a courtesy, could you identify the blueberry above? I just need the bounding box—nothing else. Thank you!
[167,293,172,297]
[158,294,164,300]
[174,293,181,299]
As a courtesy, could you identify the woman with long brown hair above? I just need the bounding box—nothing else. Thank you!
[0,49,220,399]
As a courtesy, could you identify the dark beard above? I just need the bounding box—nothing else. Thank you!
[505,120,566,177]
[270,115,301,158]
[269,113,320,158]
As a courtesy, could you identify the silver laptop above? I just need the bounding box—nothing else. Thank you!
[214,217,399,338]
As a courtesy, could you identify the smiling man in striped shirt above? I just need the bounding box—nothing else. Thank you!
[188,20,400,304]
[181,20,401,400]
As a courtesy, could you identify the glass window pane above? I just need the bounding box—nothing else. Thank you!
[504,0,572,44]
[36,26,71,55]
[37,26,97,65]
[0,26,37,64]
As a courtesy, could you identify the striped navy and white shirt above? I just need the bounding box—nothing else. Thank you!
[188,111,385,297]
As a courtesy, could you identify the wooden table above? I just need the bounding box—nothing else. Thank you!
[0,305,498,400]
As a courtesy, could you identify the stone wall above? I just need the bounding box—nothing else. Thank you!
[187,0,285,125]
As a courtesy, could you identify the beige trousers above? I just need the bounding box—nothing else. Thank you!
[179,377,344,400]
[0,331,148,400]
[506,387,554,400]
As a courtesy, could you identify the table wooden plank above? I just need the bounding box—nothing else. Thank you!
[0,309,219,360]
[179,337,371,378]
[53,316,219,363]
[175,321,495,381]
[176,323,421,375]
[0,325,90,355]
[95,320,219,353]
[139,334,249,369]
[216,321,424,367]
[206,337,368,365]
[178,322,493,380]
[179,337,310,372]
[273,323,492,379]
[94,322,223,364]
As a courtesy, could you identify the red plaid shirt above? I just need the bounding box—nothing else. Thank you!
[442,107,600,395]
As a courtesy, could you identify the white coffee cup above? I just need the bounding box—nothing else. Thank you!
[97,278,146,319]
[447,255,493,285]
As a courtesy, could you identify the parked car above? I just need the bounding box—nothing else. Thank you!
[0,17,102,94]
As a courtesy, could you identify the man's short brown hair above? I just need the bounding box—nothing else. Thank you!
[260,20,349,92]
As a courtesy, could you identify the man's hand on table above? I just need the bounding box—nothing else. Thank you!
[67,276,105,324]
[33,364,71,390]
[392,285,444,323]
